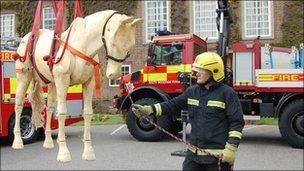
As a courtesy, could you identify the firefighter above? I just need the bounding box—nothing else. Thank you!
[132,52,244,171]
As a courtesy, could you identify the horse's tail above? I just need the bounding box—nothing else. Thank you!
[28,80,45,128]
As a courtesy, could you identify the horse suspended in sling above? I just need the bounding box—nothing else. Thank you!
[12,10,142,162]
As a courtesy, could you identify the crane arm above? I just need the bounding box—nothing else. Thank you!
[216,0,232,60]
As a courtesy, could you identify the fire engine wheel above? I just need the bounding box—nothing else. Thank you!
[279,99,304,149]
[9,109,41,144]
[126,98,173,141]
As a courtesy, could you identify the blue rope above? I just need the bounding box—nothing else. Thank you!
[269,50,274,69]
[294,52,299,69]
[299,47,303,68]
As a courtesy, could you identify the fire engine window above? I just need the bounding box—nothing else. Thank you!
[152,45,182,65]
[3,62,16,77]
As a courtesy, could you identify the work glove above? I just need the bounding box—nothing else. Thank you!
[221,142,237,165]
[131,104,153,118]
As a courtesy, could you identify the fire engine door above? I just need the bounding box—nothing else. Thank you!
[2,60,17,103]
[0,58,16,132]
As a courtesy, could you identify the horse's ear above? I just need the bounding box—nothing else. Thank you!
[120,16,135,25]
[131,18,143,27]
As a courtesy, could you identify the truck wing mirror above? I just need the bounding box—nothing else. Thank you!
[147,56,158,69]
[131,71,141,82]
[147,56,152,65]
[148,43,154,57]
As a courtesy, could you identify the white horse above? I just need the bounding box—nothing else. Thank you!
[12,10,142,162]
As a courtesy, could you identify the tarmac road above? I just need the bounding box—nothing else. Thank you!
[1,124,303,170]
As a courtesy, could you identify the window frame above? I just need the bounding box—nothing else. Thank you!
[42,6,56,30]
[243,0,272,39]
[0,14,15,40]
[108,65,132,87]
[143,0,170,43]
[192,1,218,42]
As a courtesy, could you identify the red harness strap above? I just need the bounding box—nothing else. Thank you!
[13,1,41,62]
[13,0,44,63]
[43,0,84,72]
[56,38,102,98]
[51,0,58,15]
[73,0,83,19]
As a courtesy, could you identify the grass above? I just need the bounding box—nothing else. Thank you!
[260,117,278,125]
[72,114,124,126]
[72,115,279,126]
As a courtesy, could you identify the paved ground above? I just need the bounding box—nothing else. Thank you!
[1,124,303,170]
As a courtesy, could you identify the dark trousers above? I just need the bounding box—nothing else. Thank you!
[183,156,232,171]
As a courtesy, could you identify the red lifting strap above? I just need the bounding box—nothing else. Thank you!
[53,0,83,38]
[74,0,83,19]
[29,0,52,83]
[13,0,44,62]
[47,0,66,69]
[51,0,58,15]
[52,0,83,55]
[54,0,65,39]
[44,0,84,71]
[28,0,43,58]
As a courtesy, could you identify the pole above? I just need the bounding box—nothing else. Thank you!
[170,110,188,157]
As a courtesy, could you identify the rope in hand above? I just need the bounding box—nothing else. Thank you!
[140,116,228,171]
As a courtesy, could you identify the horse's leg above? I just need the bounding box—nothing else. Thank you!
[54,74,71,162]
[43,83,56,148]
[82,77,95,161]
[12,73,32,149]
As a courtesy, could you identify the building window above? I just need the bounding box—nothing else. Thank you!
[193,1,218,40]
[244,0,271,38]
[1,14,15,41]
[43,7,56,30]
[144,1,169,42]
[109,65,131,87]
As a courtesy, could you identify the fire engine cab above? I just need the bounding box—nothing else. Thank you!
[0,48,83,144]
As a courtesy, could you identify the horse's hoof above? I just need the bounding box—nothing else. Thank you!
[57,152,72,162]
[43,140,54,149]
[82,152,96,161]
[12,140,24,149]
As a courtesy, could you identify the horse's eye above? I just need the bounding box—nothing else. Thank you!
[107,28,110,32]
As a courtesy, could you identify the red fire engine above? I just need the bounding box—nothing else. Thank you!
[0,50,83,144]
[113,1,303,148]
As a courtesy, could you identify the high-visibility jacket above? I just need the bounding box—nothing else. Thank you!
[152,83,244,164]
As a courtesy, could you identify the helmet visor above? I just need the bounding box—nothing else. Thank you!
[192,66,209,74]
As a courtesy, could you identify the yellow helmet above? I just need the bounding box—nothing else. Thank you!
[192,52,225,82]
